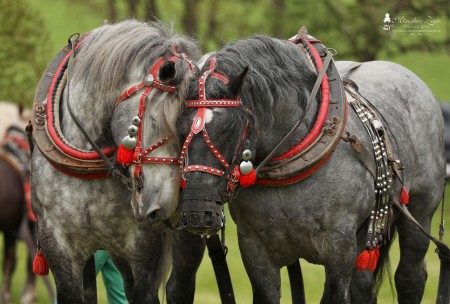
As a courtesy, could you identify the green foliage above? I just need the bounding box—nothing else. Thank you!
[0,0,50,106]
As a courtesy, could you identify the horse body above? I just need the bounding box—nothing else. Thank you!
[31,20,200,303]
[178,36,445,303]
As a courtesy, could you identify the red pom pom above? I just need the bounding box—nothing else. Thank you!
[400,185,409,205]
[33,252,49,276]
[239,168,256,187]
[367,247,380,272]
[355,250,370,271]
[180,178,186,189]
[117,144,135,165]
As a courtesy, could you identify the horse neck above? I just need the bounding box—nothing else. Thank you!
[59,77,119,150]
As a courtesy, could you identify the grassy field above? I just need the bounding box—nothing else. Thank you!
[1,0,449,303]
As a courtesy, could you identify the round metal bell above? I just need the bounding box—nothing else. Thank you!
[239,160,253,175]
[128,125,138,137]
[132,116,141,126]
[241,149,252,161]
[144,74,154,86]
[122,135,137,150]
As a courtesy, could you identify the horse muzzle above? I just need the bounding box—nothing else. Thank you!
[179,183,224,236]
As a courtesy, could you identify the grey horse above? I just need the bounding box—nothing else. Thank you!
[31,20,200,303]
[174,34,445,303]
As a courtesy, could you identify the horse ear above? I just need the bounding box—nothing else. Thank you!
[227,67,249,97]
[158,61,176,84]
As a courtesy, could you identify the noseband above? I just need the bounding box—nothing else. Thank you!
[182,57,252,198]
[115,50,196,188]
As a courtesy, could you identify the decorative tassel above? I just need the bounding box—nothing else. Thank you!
[33,251,49,276]
[367,247,380,272]
[355,247,380,272]
[239,168,256,187]
[355,250,370,271]
[117,144,134,165]
[181,178,186,189]
[400,185,409,204]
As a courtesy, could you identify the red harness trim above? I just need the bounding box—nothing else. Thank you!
[46,37,117,160]
[180,58,240,183]
[269,38,330,162]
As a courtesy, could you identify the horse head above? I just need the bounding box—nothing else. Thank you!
[112,52,199,223]
[179,56,254,235]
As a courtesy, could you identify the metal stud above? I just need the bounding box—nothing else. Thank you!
[122,135,137,150]
[132,116,141,126]
[144,74,154,86]
[242,149,252,161]
[128,125,138,137]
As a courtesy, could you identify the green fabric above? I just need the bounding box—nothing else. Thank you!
[94,250,127,304]
[54,250,127,304]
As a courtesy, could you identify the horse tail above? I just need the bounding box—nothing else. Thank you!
[373,223,398,300]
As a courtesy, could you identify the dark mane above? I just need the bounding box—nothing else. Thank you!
[209,35,319,128]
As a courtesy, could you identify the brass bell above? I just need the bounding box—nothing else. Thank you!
[128,125,138,137]
[144,74,154,86]
[132,116,141,126]
[239,160,253,175]
[122,135,137,150]
[241,149,252,161]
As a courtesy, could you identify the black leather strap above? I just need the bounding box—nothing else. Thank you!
[287,260,306,304]
[206,234,236,304]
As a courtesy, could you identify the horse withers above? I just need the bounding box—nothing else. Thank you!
[30,20,200,303]
[176,33,445,303]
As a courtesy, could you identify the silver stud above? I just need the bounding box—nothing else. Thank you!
[144,74,154,86]
[128,125,138,137]
[132,116,141,126]
[122,135,137,150]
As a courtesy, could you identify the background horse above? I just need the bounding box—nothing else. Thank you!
[176,34,445,303]
[0,104,54,304]
[31,20,200,303]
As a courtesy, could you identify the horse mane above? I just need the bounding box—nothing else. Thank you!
[210,35,319,129]
[68,19,201,146]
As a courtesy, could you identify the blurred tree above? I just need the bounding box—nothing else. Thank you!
[0,0,50,106]
[108,0,117,21]
[146,0,159,21]
[183,0,198,37]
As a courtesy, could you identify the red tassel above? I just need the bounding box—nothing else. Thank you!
[367,247,380,271]
[239,168,256,187]
[116,144,135,165]
[400,185,409,204]
[33,252,49,276]
[355,250,370,271]
[180,178,186,189]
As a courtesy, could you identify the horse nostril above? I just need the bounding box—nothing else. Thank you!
[145,204,161,222]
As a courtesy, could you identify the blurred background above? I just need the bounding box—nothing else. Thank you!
[0,0,449,303]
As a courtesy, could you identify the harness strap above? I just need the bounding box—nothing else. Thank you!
[255,49,334,172]
[206,234,236,304]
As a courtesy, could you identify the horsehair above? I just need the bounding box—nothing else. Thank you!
[70,19,200,146]
[211,35,319,129]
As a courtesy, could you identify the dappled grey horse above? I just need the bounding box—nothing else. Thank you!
[174,33,445,303]
[30,20,200,303]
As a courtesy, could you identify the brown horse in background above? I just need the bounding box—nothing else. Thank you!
[0,104,54,304]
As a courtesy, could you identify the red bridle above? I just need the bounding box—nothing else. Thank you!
[181,57,253,193]
[116,50,196,182]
